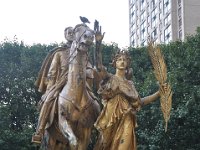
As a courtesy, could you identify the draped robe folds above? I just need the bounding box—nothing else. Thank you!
[94,75,142,150]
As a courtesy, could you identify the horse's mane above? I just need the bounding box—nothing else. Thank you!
[73,23,88,32]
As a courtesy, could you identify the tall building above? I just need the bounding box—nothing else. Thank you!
[129,0,200,47]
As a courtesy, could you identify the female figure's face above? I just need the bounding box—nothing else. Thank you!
[116,55,128,70]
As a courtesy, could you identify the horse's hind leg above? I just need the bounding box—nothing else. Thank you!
[58,96,77,149]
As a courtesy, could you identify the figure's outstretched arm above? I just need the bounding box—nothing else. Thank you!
[141,91,160,106]
[93,20,109,87]
[94,20,105,71]
[140,83,168,106]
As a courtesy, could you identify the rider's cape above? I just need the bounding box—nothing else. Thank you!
[34,46,67,93]
[35,45,69,129]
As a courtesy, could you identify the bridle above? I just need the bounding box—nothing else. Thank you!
[67,28,89,65]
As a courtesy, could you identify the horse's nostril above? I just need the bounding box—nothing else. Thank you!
[84,34,94,41]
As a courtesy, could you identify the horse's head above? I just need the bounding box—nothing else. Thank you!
[73,24,94,52]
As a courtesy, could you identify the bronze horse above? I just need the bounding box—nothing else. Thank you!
[42,24,100,150]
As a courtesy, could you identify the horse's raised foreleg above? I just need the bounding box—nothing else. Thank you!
[58,96,77,149]
[77,127,91,150]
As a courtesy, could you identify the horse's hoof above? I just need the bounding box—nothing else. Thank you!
[69,139,78,150]
[69,137,77,146]
[69,142,78,150]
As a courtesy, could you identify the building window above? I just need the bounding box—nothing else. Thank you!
[141,40,147,46]
[131,16,134,24]
[140,22,145,29]
[155,37,159,43]
[164,25,172,44]
[159,13,162,21]
[132,40,135,47]
[148,4,151,13]
[131,34,135,46]
[147,25,151,33]
[151,10,157,28]
[131,4,136,14]
[131,10,135,17]
[152,17,157,27]
[160,33,163,42]
[131,25,134,34]
[130,0,135,5]
[140,21,146,41]
[147,15,150,24]
[151,0,155,8]
[147,26,151,33]
[178,18,182,28]
[178,30,182,39]
[133,23,136,30]
[141,11,146,21]
[164,0,170,14]
[141,32,145,41]
[151,7,158,18]
[136,29,139,37]
[131,32,136,42]
[178,0,182,6]
[151,28,157,40]
[164,14,171,26]
[131,32,136,46]
[178,7,182,17]
[131,5,133,13]
[152,0,155,8]
[131,34,134,42]
[140,0,146,11]
[159,2,162,11]
[159,23,162,32]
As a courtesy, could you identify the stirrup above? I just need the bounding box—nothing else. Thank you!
[32,133,42,145]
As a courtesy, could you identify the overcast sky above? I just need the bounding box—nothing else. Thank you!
[0,0,130,48]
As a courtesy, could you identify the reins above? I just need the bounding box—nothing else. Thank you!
[67,28,87,65]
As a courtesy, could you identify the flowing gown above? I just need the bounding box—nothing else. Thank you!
[94,75,142,150]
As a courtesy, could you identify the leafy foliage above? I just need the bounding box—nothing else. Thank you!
[0,39,58,150]
[130,30,200,149]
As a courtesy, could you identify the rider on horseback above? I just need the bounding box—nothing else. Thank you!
[32,23,104,148]
[32,26,74,144]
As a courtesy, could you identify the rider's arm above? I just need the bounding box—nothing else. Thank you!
[46,52,60,91]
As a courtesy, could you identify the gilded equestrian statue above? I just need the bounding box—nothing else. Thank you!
[32,23,100,150]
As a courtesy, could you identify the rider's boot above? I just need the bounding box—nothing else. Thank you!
[32,102,50,144]
[31,128,44,145]
[31,114,48,144]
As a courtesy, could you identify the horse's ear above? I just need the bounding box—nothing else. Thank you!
[73,28,76,34]
[73,27,78,33]
[73,24,80,33]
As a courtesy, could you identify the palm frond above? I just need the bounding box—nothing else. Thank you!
[147,41,172,132]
